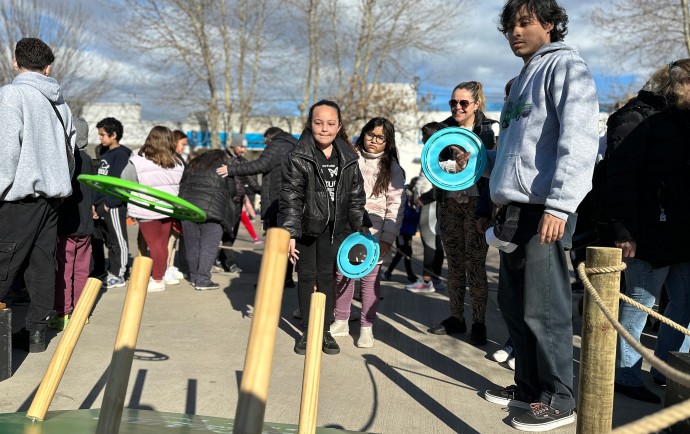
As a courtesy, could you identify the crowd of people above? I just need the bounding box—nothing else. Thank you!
[1,0,689,431]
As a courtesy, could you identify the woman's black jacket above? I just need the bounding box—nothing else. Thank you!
[179,165,237,230]
[605,89,690,267]
[279,129,371,240]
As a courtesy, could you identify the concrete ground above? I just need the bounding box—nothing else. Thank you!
[0,219,666,433]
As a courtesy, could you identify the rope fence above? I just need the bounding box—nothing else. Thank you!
[577,260,690,433]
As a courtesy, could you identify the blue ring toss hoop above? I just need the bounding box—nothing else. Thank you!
[337,232,380,279]
[78,174,207,223]
[420,127,487,191]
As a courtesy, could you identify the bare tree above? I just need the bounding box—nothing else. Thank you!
[0,0,113,115]
[591,0,690,70]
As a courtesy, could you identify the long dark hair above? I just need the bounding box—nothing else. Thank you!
[305,100,351,145]
[356,117,401,197]
[185,149,227,176]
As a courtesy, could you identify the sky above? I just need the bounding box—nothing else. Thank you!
[85,0,650,121]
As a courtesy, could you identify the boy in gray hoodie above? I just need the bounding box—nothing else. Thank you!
[480,0,599,431]
[0,38,76,353]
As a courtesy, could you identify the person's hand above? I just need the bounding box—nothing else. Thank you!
[449,145,470,172]
[615,240,636,258]
[91,205,98,220]
[104,204,110,213]
[216,164,229,177]
[379,241,392,258]
[414,198,423,207]
[476,217,489,235]
[538,213,565,244]
[288,238,300,264]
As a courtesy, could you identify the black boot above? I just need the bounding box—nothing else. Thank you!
[294,332,308,355]
[12,328,47,353]
[468,322,487,345]
[428,316,467,335]
[322,331,340,355]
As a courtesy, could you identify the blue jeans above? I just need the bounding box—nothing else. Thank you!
[497,214,577,412]
[616,258,690,386]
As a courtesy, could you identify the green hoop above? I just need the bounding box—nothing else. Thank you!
[78,174,206,223]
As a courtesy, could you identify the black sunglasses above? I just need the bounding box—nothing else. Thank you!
[448,99,475,110]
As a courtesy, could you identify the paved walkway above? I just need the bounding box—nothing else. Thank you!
[0,220,665,433]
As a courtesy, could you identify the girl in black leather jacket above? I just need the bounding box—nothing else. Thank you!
[279,100,370,356]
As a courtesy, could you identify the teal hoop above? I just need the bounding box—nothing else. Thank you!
[336,232,380,279]
[78,174,206,223]
[420,127,487,191]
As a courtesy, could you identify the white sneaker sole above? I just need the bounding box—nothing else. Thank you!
[484,391,531,409]
[511,412,575,432]
[330,330,349,337]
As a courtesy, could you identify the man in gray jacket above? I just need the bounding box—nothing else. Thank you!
[0,38,76,353]
[479,0,599,431]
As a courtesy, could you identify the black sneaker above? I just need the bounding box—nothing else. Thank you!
[428,316,467,335]
[511,402,575,431]
[227,264,243,274]
[322,332,340,355]
[468,322,487,345]
[614,383,661,403]
[294,332,308,355]
[195,280,221,291]
[12,328,47,353]
[483,385,531,409]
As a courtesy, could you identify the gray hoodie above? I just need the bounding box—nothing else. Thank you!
[0,71,75,201]
[485,42,599,221]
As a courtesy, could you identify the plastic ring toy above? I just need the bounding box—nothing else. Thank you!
[420,127,487,191]
[78,174,206,223]
[336,232,380,279]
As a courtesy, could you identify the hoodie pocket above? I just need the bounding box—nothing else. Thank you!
[502,153,532,197]
[0,242,17,281]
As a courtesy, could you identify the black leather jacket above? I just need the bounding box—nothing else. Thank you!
[179,164,236,230]
[279,129,370,240]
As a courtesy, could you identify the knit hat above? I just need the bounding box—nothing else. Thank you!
[74,117,88,150]
[230,133,247,148]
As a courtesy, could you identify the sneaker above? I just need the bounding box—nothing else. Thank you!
[511,402,575,431]
[195,280,221,291]
[468,322,487,345]
[12,328,47,353]
[292,307,302,320]
[484,386,531,409]
[211,264,224,273]
[330,319,349,337]
[405,279,435,293]
[164,267,180,285]
[432,279,446,291]
[106,275,126,288]
[48,314,70,331]
[507,357,516,371]
[357,327,374,348]
[227,264,243,274]
[492,348,512,363]
[170,266,185,279]
[381,270,392,281]
[428,316,466,335]
[294,332,308,355]
[322,332,340,355]
[147,278,166,293]
[253,239,263,244]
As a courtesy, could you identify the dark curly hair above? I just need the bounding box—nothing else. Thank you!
[498,0,568,42]
[15,38,55,71]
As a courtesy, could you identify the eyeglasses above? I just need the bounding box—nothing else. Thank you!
[365,131,386,143]
[448,99,475,110]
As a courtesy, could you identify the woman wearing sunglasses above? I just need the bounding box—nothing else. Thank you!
[426,81,497,346]
[331,117,406,348]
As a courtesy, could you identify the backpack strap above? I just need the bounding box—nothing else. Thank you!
[49,101,75,177]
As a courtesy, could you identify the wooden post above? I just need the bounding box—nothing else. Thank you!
[96,256,152,434]
[233,228,290,434]
[26,278,103,421]
[577,246,622,434]
[298,292,326,434]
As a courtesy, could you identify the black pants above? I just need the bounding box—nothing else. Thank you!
[387,234,415,278]
[97,204,129,278]
[218,203,242,270]
[182,220,223,285]
[296,226,339,332]
[0,198,60,330]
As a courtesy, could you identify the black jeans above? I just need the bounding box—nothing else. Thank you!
[218,203,242,270]
[497,213,577,411]
[182,220,223,285]
[0,198,60,330]
[296,225,340,332]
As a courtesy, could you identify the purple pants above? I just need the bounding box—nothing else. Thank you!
[334,264,381,327]
[55,235,92,316]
